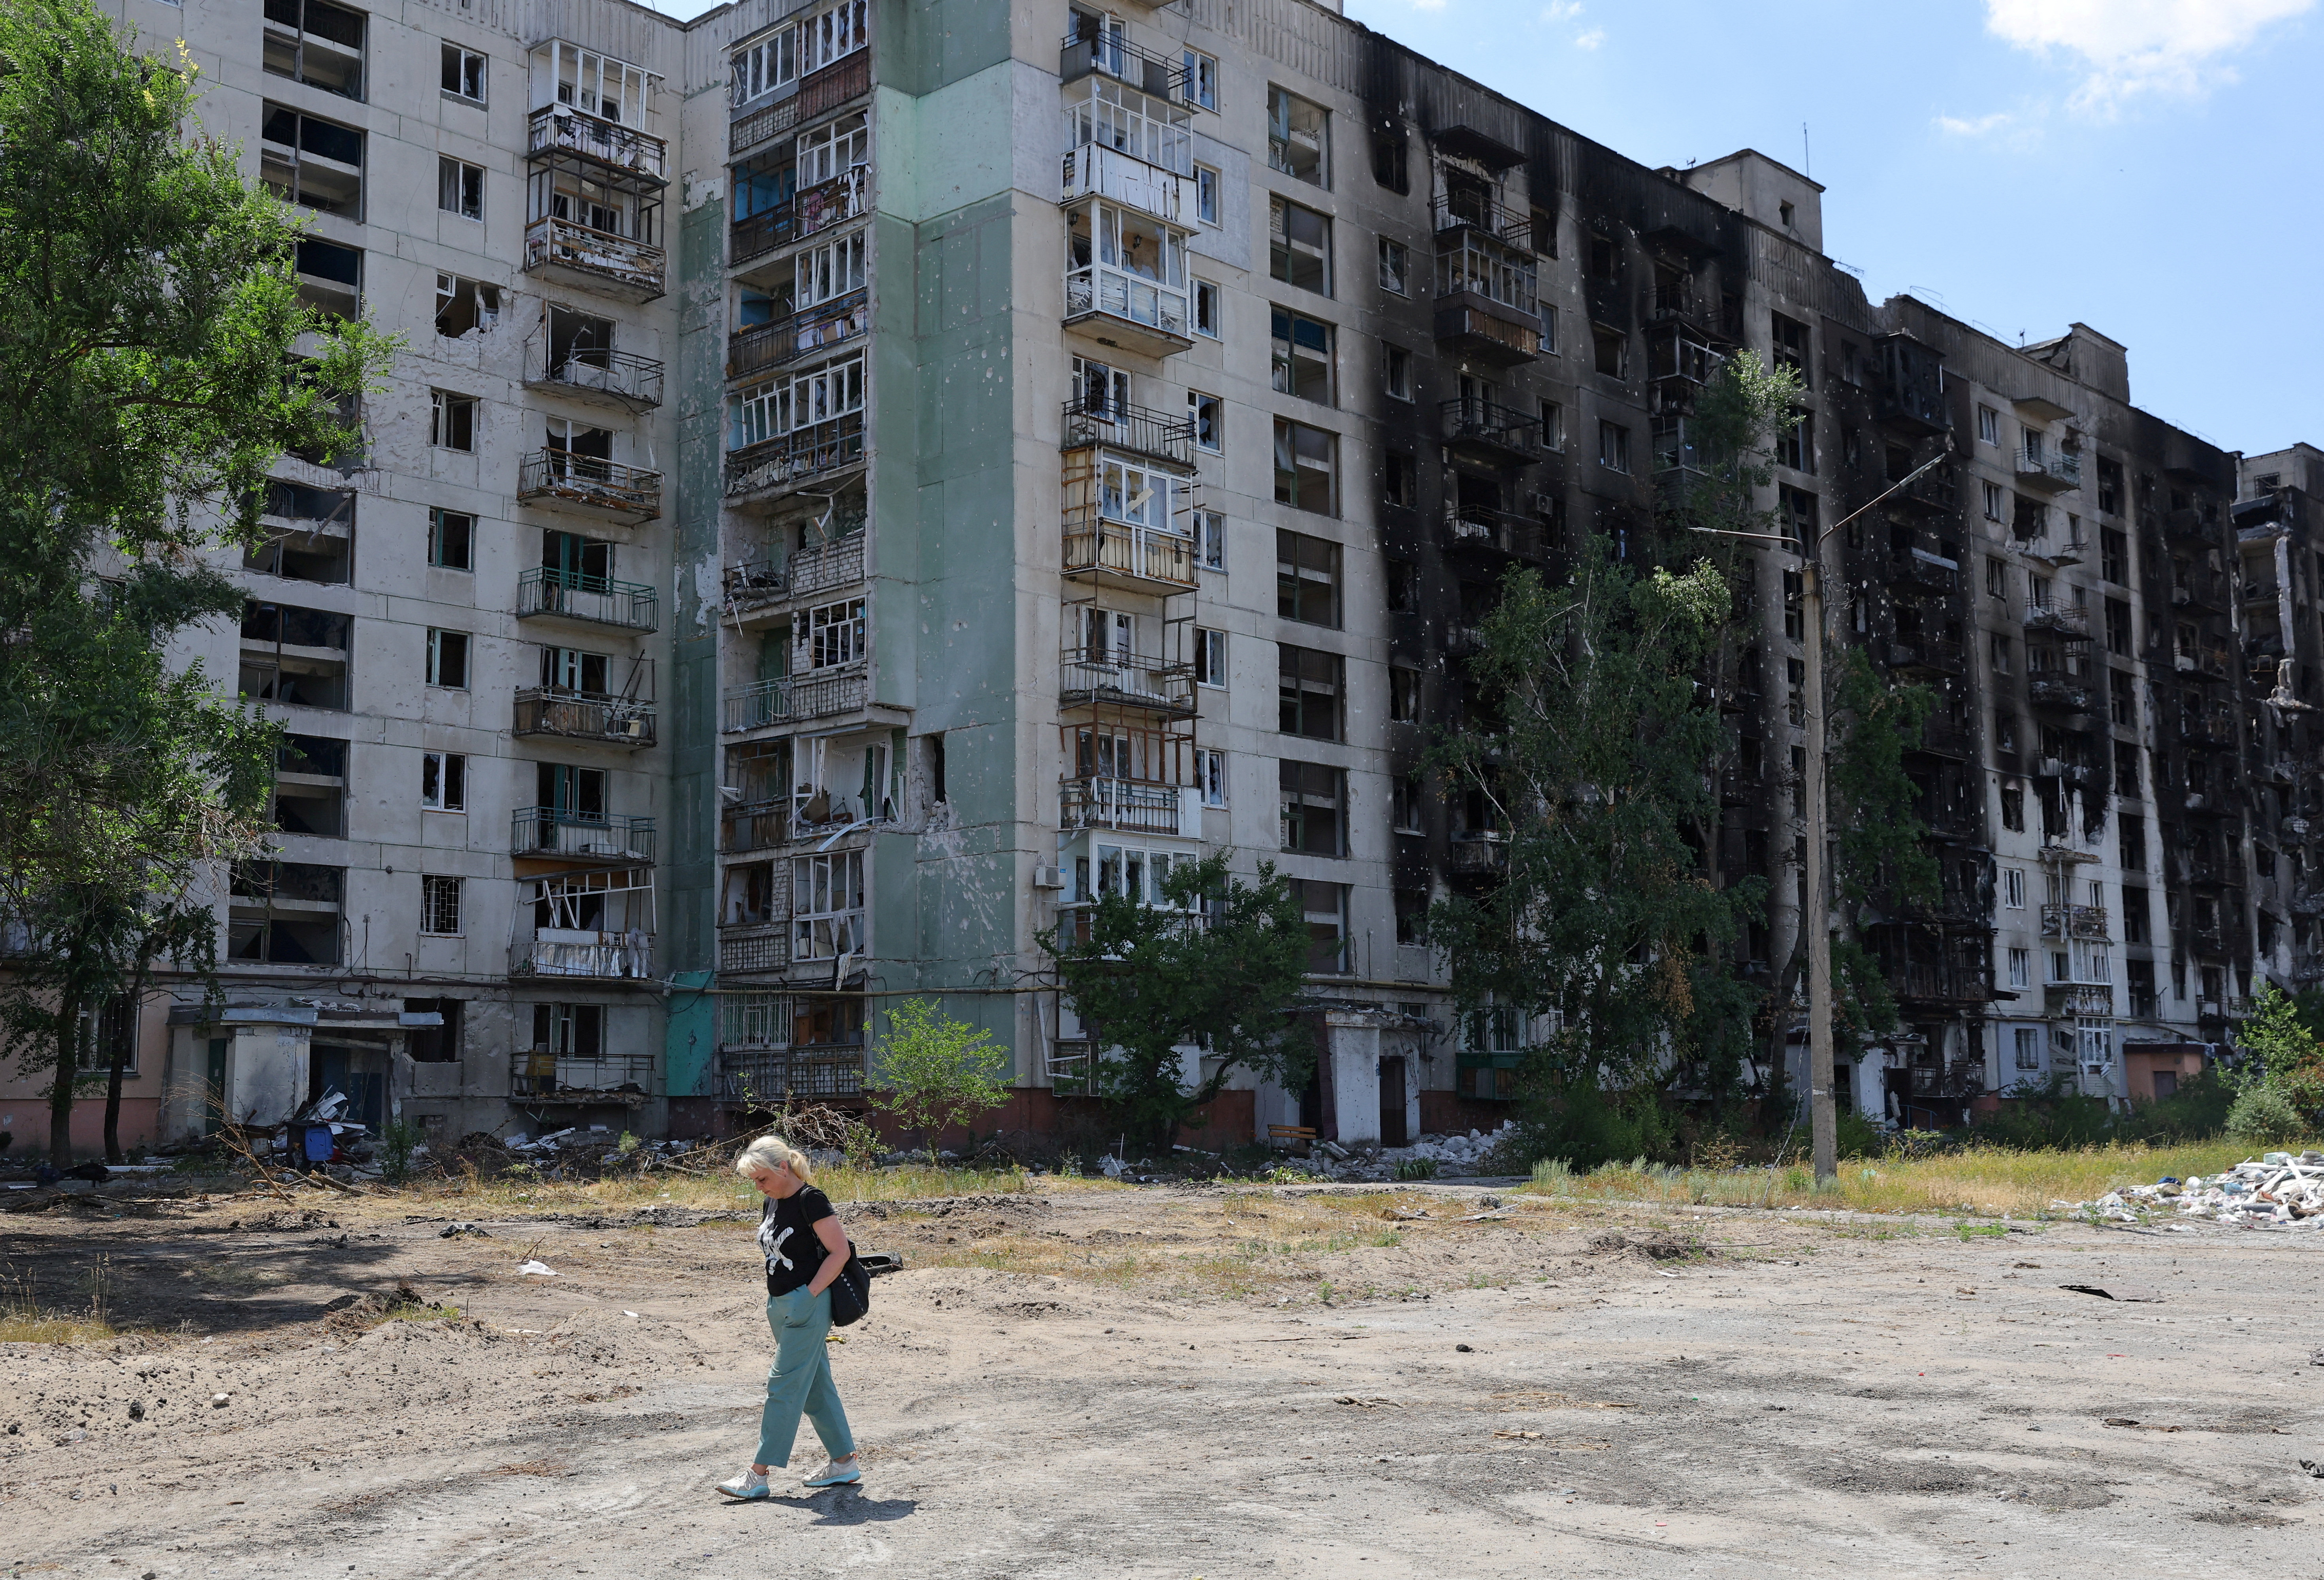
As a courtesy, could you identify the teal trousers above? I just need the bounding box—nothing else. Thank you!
[755,1286,855,1468]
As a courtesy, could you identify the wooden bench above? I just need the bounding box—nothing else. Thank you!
[1268,1125,1318,1144]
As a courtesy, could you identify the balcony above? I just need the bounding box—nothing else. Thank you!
[1433,234,1541,368]
[1432,303,1540,366]
[2015,446,2081,493]
[2023,600,2089,638]
[514,929,654,981]
[2034,756,2093,789]
[1060,776,1198,837]
[2026,677,2093,714]
[2042,903,2110,940]
[511,1051,655,1100]
[516,566,659,632]
[525,343,664,409]
[1916,715,1977,760]
[724,534,863,620]
[1447,833,1510,875]
[527,104,667,183]
[1884,547,1958,596]
[728,290,868,382]
[1885,636,1965,677]
[515,451,661,525]
[1059,648,1195,717]
[1645,322,1720,414]
[1438,398,1541,465]
[523,216,665,301]
[1062,518,1194,592]
[1873,335,1949,433]
[513,688,657,749]
[723,669,870,732]
[2163,506,2216,543]
[1444,505,1541,558]
[1060,397,1194,470]
[2045,982,2113,1017]
[718,923,790,976]
[730,52,872,156]
[725,414,866,499]
[1064,215,1194,359]
[1062,144,1193,226]
[1430,189,1533,247]
[1059,28,1190,100]
[716,1045,866,1101]
[2171,570,2229,613]
[732,166,868,269]
[512,808,655,865]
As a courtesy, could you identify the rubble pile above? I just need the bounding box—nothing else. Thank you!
[2077,1151,2324,1228]
[1292,1123,1521,1182]
[488,1128,708,1179]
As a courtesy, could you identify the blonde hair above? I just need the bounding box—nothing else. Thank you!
[734,1134,815,1185]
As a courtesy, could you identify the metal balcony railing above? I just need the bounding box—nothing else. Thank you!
[522,215,665,296]
[511,1051,655,1097]
[727,290,868,381]
[1447,834,1510,874]
[528,344,665,406]
[725,414,866,498]
[723,560,788,611]
[1060,397,1194,468]
[526,105,668,181]
[512,688,657,748]
[2026,677,2092,713]
[1060,776,1190,836]
[516,451,662,521]
[730,53,872,156]
[511,808,656,864]
[1438,397,1541,461]
[1430,190,1533,246]
[513,929,655,981]
[1062,519,1195,590]
[731,167,867,267]
[516,566,659,632]
[2041,903,2109,940]
[1059,649,1196,715]
[2023,600,2089,637]
[717,923,790,976]
[1059,28,1191,98]
[722,669,869,732]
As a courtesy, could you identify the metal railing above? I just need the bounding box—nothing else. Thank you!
[1060,776,1188,836]
[1432,303,1540,361]
[2026,677,2093,713]
[2041,903,2109,940]
[1430,190,1533,246]
[727,290,868,381]
[724,537,870,615]
[511,808,656,864]
[1059,649,1195,714]
[2023,600,2089,636]
[1439,397,1541,459]
[729,53,872,156]
[527,344,665,406]
[526,105,668,181]
[1062,518,1195,589]
[731,166,867,267]
[717,1045,866,1100]
[1059,28,1191,98]
[512,689,657,748]
[1448,834,1510,874]
[1060,397,1194,467]
[718,923,790,976]
[511,1051,655,1097]
[722,560,789,611]
[516,566,659,631]
[523,215,665,295]
[722,669,869,732]
[725,414,865,497]
[516,450,662,520]
[2016,447,2081,489]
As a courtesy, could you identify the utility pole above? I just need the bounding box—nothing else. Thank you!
[1696,446,1952,1183]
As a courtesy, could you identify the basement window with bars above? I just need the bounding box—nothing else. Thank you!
[421,875,463,936]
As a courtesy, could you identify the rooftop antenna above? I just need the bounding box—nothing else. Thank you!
[1802,122,1810,178]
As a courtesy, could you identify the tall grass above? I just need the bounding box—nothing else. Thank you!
[0,1263,115,1345]
[386,1161,1100,1218]
[1524,1139,2284,1218]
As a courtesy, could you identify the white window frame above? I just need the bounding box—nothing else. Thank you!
[2002,867,2025,908]
[729,352,865,449]
[430,389,476,451]
[1192,278,1222,339]
[2006,946,2030,989]
[426,628,470,690]
[1196,748,1228,807]
[798,0,870,78]
[1188,388,1222,453]
[1195,509,1226,571]
[1983,481,2005,521]
[1183,49,1218,111]
[730,29,797,106]
[421,750,467,812]
[442,43,486,104]
[793,227,868,309]
[1194,627,1227,688]
[421,874,463,937]
[796,111,869,189]
[797,596,867,671]
[1977,405,2000,445]
[437,156,483,221]
[1194,163,1219,225]
[1377,236,1408,295]
[790,847,865,961]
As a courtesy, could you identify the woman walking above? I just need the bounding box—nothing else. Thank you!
[716,1136,860,1498]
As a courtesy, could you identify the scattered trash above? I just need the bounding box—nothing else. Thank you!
[517,1260,557,1277]
[2062,1153,2324,1228]
[2060,1284,2164,1302]
[439,1222,490,1238]
[1456,1343,1474,1353]
[2301,1459,2324,1478]
[1383,1206,1432,1221]
[209,1394,230,1409]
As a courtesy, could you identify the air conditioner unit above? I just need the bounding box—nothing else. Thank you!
[618,719,646,740]
[1032,865,1064,890]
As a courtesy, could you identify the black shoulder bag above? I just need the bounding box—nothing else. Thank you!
[826,1240,872,1327]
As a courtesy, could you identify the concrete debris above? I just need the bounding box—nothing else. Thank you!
[439,1222,490,1238]
[2063,1152,2324,1228]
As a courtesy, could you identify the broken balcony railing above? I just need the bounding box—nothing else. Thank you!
[731,166,868,267]
[516,450,663,523]
[725,414,866,497]
[523,215,666,297]
[526,104,668,181]
[729,51,872,156]
[1059,647,1196,715]
[527,343,665,406]
[511,1051,655,1098]
[1060,397,1194,468]
[513,686,657,748]
[516,566,659,632]
[511,807,656,864]
[1059,775,1192,837]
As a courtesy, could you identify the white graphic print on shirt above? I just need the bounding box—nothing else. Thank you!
[759,1217,795,1275]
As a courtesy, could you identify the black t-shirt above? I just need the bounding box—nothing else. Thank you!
[758,1185,835,1297]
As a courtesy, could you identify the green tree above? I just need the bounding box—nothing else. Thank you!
[866,998,1012,1163]
[1039,853,1313,1156]
[0,0,392,1161]
[1427,538,1761,1118]
[2236,982,2324,1128]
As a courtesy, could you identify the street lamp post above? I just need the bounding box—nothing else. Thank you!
[1696,446,1953,1181]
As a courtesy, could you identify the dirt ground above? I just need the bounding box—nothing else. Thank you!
[3,1179,2321,1579]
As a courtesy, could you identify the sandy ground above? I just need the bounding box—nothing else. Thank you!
[3,1180,2321,1579]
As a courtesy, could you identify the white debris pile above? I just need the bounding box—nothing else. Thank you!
[1307,1122,1521,1180]
[2070,1151,2324,1228]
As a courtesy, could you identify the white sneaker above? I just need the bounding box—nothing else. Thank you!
[802,1457,861,1487]
[715,1468,770,1500]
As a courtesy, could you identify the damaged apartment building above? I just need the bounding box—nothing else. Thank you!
[58,0,2302,1157]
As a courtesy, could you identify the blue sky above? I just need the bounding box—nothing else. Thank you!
[648,0,2321,456]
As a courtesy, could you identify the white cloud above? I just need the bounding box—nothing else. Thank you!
[1935,110,2015,134]
[1542,0,1586,17]
[1985,0,2315,111]
[1574,25,1606,47]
